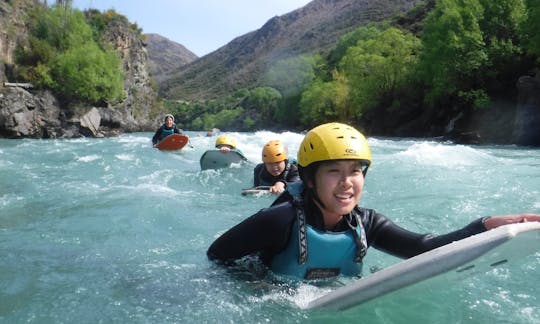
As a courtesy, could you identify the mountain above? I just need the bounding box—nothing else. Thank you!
[158,0,424,101]
[145,33,198,84]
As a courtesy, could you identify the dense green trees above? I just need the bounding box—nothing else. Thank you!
[418,0,534,110]
[419,0,487,107]
[298,26,420,127]
[340,27,421,116]
[15,4,124,105]
[165,87,284,131]
[299,73,349,127]
[522,0,540,57]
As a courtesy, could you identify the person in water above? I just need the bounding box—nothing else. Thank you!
[207,122,540,280]
[215,134,243,155]
[253,140,300,195]
[152,114,182,145]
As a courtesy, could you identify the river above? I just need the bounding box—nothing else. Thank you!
[1,131,539,323]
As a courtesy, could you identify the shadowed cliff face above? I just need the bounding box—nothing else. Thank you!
[513,73,540,146]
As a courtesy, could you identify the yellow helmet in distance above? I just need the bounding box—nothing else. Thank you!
[215,135,237,149]
[297,122,371,170]
[262,140,288,163]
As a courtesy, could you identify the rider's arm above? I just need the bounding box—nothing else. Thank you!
[359,208,487,259]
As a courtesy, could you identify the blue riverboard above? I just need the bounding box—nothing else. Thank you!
[200,149,247,170]
[305,222,540,311]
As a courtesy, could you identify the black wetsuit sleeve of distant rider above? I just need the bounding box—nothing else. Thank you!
[207,203,296,264]
[286,163,300,183]
[358,207,487,259]
[152,126,164,145]
[253,163,265,187]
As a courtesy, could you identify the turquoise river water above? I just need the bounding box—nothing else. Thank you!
[1,131,539,323]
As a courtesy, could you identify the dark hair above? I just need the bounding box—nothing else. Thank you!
[298,162,323,207]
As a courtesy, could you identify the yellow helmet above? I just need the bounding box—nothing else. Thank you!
[297,122,371,168]
[215,135,237,149]
[262,140,288,163]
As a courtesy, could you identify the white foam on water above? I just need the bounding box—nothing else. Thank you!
[0,193,24,207]
[76,154,101,162]
[289,284,331,309]
[396,142,498,168]
[115,153,135,161]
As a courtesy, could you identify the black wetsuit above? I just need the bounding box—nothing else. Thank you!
[207,191,487,267]
[253,161,300,187]
[152,125,182,145]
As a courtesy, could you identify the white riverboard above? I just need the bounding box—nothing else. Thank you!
[241,186,271,196]
[199,149,247,170]
[306,222,540,311]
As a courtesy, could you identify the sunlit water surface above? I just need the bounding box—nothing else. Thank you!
[1,131,539,323]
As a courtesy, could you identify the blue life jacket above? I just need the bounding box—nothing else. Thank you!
[270,182,367,280]
[159,127,175,141]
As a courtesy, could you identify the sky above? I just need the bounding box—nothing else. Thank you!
[72,0,312,57]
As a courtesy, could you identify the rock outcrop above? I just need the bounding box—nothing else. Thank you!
[0,2,161,139]
[0,87,63,138]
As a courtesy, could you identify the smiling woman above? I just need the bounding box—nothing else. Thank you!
[72,0,312,56]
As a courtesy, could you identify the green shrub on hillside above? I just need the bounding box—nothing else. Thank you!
[15,4,124,105]
[522,0,540,58]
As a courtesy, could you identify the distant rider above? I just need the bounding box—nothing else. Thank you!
[253,140,300,195]
[152,114,182,145]
[215,135,244,156]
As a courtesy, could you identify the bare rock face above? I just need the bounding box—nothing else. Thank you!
[100,20,160,133]
[514,72,540,146]
[79,107,102,137]
[145,33,198,84]
[0,87,62,138]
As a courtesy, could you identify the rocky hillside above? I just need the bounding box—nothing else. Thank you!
[145,33,198,84]
[159,0,424,101]
[0,0,33,73]
[0,2,161,138]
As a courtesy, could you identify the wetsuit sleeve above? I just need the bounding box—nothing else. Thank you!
[174,126,181,134]
[152,126,163,145]
[253,164,264,186]
[207,203,296,262]
[360,208,487,259]
[286,163,300,183]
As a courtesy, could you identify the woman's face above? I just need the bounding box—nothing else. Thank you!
[165,117,174,127]
[265,161,286,176]
[310,160,365,227]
